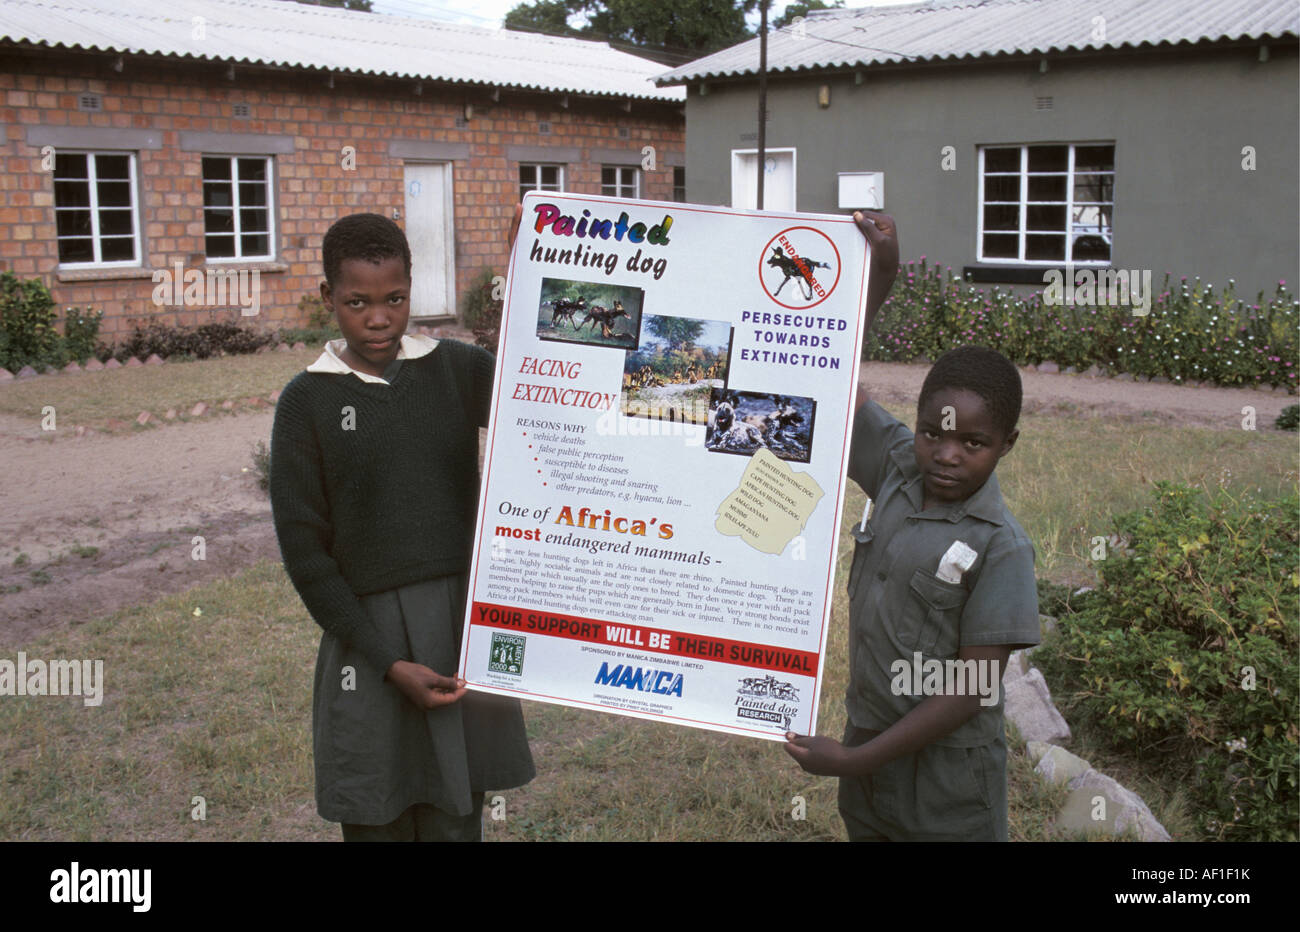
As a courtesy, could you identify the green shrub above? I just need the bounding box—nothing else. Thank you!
[460,267,503,353]
[867,260,1298,391]
[1276,405,1299,431]
[1033,482,1299,841]
[0,271,65,371]
[62,307,103,363]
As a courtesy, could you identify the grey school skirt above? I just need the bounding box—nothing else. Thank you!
[312,573,535,825]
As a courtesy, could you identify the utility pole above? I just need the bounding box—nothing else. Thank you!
[757,0,768,209]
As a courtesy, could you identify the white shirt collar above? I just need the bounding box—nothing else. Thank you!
[306,333,439,384]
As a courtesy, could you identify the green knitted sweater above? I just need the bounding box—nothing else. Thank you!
[269,338,495,675]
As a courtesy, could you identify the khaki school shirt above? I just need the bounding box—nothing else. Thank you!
[845,401,1040,747]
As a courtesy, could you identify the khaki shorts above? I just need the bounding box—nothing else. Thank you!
[837,723,1007,842]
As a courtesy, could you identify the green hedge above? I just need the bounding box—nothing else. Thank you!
[0,272,102,373]
[866,260,1297,391]
[1033,482,1299,841]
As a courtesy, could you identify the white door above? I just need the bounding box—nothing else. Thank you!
[731,148,796,211]
[403,162,455,319]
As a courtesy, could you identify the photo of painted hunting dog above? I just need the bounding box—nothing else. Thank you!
[536,277,644,350]
[705,389,817,463]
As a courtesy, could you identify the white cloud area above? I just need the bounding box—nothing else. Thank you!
[368,0,903,31]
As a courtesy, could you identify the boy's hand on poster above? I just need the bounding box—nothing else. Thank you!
[783,732,854,776]
[506,203,522,251]
[855,209,899,328]
[386,659,468,709]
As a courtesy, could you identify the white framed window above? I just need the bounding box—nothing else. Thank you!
[601,165,640,198]
[53,151,141,266]
[202,155,274,260]
[519,163,564,201]
[978,143,1115,264]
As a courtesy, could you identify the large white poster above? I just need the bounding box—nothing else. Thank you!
[457,191,870,740]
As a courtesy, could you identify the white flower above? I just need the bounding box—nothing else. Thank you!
[1225,738,1247,753]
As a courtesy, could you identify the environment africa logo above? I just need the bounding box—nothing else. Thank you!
[759,226,841,310]
[488,633,526,676]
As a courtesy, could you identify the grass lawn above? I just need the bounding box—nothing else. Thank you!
[0,348,319,427]
[0,396,1294,840]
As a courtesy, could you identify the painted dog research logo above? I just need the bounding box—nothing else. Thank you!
[488,633,526,676]
[759,226,841,310]
[734,674,800,730]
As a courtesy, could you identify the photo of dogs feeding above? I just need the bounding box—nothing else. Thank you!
[620,315,732,424]
[536,277,644,349]
[705,389,817,464]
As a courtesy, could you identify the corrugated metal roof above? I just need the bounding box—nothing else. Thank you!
[0,0,683,101]
[657,0,1300,84]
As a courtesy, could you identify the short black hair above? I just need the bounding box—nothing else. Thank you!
[321,213,411,288]
[918,345,1022,436]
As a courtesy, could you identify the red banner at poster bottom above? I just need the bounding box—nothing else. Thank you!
[469,601,819,677]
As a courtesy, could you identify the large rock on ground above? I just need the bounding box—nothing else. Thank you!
[1054,770,1171,842]
[1004,668,1071,743]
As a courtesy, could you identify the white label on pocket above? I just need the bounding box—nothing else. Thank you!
[937,540,977,584]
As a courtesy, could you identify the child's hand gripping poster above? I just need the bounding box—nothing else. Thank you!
[457,191,870,740]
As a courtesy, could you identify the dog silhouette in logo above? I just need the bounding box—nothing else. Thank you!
[767,246,830,301]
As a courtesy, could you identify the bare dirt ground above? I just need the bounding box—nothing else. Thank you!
[0,352,1293,642]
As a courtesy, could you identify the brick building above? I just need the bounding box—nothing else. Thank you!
[0,0,685,342]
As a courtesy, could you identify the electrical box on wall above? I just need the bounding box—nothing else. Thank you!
[838,172,883,210]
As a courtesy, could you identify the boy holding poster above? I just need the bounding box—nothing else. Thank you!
[784,277,1041,839]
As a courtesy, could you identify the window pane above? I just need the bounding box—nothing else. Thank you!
[983,205,1019,231]
[982,233,1018,258]
[1027,204,1066,232]
[206,234,236,257]
[241,233,269,256]
[983,148,1019,172]
[1071,204,1112,235]
[206,209,235,233]
[1072,234,1111,262]
[541,166,558,187]
[239,182,267,206]
[94,154,130,179]
[983,175,1019,202]
[96,180,131,207]
[1075,145,1114,172]
[56,209,92,237]
[100,237,135,262]
[55,153,88,178]
[1026,234,1065,260]
[1028,175,1066,201]
[98,209,134,236]
[58,237,94,262]
[54,180,90,208]
[1028,146,1067,172]
[1073,173,1113,203]
[203,157,231,181]
[602,166,616,186]
[240,208,268,232]
[237,158,267,181]
[204,182,233,208]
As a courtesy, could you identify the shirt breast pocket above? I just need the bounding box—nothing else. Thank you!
[907,568,968,656]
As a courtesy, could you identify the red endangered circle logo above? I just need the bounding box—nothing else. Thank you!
[759,226,841,310]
